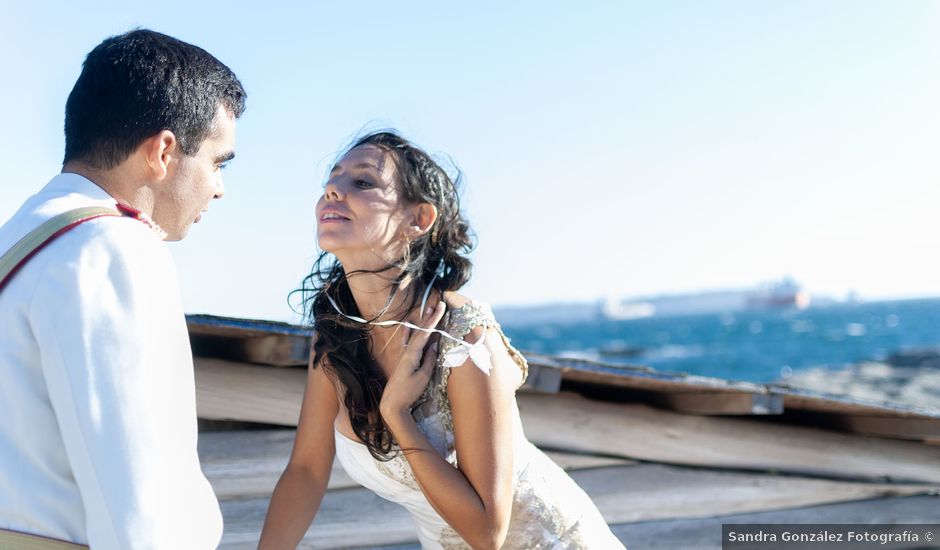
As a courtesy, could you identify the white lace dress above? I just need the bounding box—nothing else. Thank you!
[333,302,626,549]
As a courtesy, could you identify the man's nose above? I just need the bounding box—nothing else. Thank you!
[215,178,225,199]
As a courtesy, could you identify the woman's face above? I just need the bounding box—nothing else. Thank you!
[317,144,412,267]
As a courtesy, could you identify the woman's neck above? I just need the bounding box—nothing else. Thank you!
[342,269,426,358]
[345,270,414,323]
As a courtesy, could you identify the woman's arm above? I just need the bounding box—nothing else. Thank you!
[381,306,520,550]
[258,347,339,549]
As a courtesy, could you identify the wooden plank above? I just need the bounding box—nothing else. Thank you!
[186,318,940,420]
[194,363,940,483]
[187,314,310,367]
[610,494,940,550]
[197,429,636,501]
[195,359,306,425]
[187,314,311,338]
[518,392,940,484]
[563,463,938,525]
[519,362,562,393]
[526,353,940,420]
[190,334,309,367]
[543,450,637,470]
[774,385,940,419]
[216,462,938,549]
[833,416,940,440]
[219,485,414,549]
[198,430,358,498]
[656,391,783,415]
[527,354,771,394]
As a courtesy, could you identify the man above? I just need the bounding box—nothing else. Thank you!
[0,29,246,549]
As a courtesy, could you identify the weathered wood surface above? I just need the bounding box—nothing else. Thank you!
[534,353,940,419]
[195,359,306,426]
[212,456,937,549]
[187,315,310,367]
[187,314,311,338]
[186,316,940,442]
[198,429,635,500]
[655,391,783,415]
[830,415,940,440]
[608,494,940,550]
[520,392,940,483]
[527,353,774,394]
[363,494,940,550]
[194,362,940,484]
[771,383,940,419]
[186,315,940,419]
[520,362,563,393]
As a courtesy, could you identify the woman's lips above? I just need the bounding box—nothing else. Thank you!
[320,211,351,223]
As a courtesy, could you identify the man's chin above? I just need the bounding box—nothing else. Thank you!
[165,224,190,242]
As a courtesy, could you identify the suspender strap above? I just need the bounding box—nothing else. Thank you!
[0,528,89,549]
[0,206,123,293]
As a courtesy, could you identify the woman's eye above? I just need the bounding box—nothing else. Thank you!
[354,179,373,189]
[216,162,230,171]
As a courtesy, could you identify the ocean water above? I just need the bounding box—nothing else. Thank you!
[500,297,940,384]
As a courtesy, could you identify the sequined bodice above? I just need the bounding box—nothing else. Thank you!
[333,302,625,549]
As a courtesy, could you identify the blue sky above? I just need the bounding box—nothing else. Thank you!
[1,2,939,322]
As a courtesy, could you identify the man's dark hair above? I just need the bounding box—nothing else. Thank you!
[64,28,246,169]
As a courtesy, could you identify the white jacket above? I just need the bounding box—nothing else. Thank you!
[0,173,222,549]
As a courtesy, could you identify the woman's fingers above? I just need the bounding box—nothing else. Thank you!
[415,338,439,374]
[418,301,447,335]
[403,301,447,352]
[402,324,414,348]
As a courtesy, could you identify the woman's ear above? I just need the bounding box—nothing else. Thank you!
[409,203,438,237]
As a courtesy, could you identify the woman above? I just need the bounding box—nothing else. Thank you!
[259,131,625,549]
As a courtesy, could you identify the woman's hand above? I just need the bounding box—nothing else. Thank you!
[380,301,447,421]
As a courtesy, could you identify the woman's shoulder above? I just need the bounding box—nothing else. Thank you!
[438,292,529,389]
[441,292,497,341]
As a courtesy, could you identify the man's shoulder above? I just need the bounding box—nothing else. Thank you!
[14,213,175,292]
[58,215,172,269]
[0,173,128,256]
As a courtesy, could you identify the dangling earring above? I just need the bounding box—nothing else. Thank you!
[419,259,446,318]
[401,236,413,266]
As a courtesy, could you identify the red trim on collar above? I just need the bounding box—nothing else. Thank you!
[116,202,143,218]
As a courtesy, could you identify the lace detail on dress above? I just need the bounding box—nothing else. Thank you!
[439,526,472,550]
[425,301,529,401]
[374,454,420,491]
[334,301,625,549]
[501,464,593,549]
[411,301,528,466]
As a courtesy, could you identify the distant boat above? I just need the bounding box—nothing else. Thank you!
[600,298,655,320]
[599,278,811,320]
[746,279,811,310]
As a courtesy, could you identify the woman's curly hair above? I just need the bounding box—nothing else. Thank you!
[293,130,475,460]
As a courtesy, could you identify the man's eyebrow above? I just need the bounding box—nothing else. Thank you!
[214,151,235,164]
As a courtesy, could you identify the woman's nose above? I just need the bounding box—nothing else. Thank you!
[324,179,343,200]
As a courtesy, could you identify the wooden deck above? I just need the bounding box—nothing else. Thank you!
[201,427,939,549]
[188,314,940,548]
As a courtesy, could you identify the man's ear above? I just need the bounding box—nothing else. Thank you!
[141,130,178,181]
[410,202,439,237]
